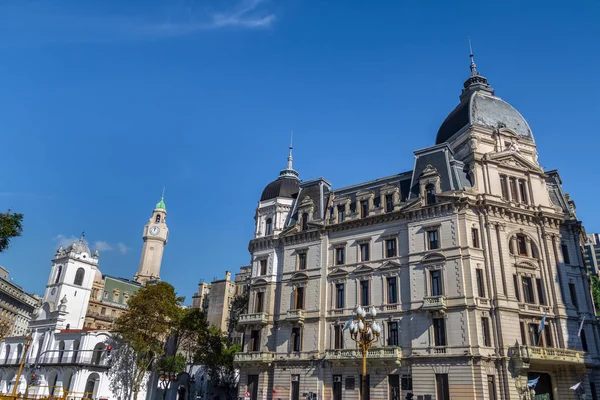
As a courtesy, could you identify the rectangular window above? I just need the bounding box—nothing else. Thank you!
[513,275,521,301]
[482,317,491,347]
[435,374,450,400]
[536,278,545,305]
[509,178,518,202]
[433,318,447,346]
[387,277,398,304]
[385,194,394,213]
[401,375,413,391]
[298,252,307,270]
[336,283,345,309]
[472,228,480,248]
[517,235,527,256]
[335,247,345,265]
[544,323,553,347]
[291,375,300,400]
[360,200,369,218]
[528,323,540,346]
[389,375,400,400]
[488,375,497,400]
[360,280,370,306]
[518,180,528,204]
[522,276,534,304]
[476,268,485,297]
[431,270,442,296]
[337,205,345,223]
[581,329,588,351]
[388,322,399,346]
[500,175,508,199]
[334,325,344,349]
[569,283,578,307]
[100,307,106,315]
[292,327,302,352]
[360,242,370,261]
[260,259,267,275]
[301,213,309,231]
[250,330,261,352]
[255,292,264,313]
[561,243,570,264]
[386,238,397,258]
[295,287,304,310]
[427,229,440,250]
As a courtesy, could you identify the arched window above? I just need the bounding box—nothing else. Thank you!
[74,268,85,286]
[58,341,65,363]
[54,266,62,284]
[509,233,539,258]
[265,218,273,235]
[4,344,11,363]
[92,344,105,365]
[155,214,161,223]
[16,344,22,362]
[72,340,80,363]
[425,184,436,205]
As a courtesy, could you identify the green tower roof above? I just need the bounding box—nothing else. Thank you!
[156,197,166,210]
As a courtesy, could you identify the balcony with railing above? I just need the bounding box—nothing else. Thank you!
[234,352,275,363]
[511,346,586,365]
[285,309,305,325]
[422,295,446,311]
[86,311,116,323]
[0,352,110,369]
[237,312,269,327]
[325,347,401,364]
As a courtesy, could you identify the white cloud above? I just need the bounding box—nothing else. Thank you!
[209,0,276,29]
[54,235,129,256]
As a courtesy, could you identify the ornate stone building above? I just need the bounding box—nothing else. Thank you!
[0,267,39,338]
[235,57,600,400]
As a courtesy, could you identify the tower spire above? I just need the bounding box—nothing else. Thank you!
[460,38,493,100]
[279,131,299,180]
[469,37,478,76]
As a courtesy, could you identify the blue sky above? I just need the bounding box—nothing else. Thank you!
[1,0,599,303]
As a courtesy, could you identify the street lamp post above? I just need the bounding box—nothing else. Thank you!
[348,306,381,400]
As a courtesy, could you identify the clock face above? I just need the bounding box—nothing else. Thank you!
[149,226,161,236]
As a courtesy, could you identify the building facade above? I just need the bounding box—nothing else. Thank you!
[584,233,600,276]
[235,58,600,400]
[0,267,40,338]
[0,197,167,398]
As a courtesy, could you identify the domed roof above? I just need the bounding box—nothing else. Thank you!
[435,53,533,145]
[436,91,533,144]
[65,237,91,256]
[156,197,166,210]
[261,177,300,201]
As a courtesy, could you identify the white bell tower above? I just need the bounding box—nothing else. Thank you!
[134,195,168,284]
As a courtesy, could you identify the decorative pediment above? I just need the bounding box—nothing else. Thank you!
[290,272,309,281]
[515,261,537,271]
[352,264,374,275]
[379,260,401,271]
[299,196,314,208]
[421,252,446,265]
[486,152,541,172]
[251,278,269,287]
[380,184,399,195]
[356,190,374,200]
[420,164,440,178]
[328,268,349,278]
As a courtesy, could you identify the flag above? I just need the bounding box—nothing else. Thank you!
[342,316,353,331]
[569,382,582,391]
[538,313,547,334]
[578,315,586,337]
[527,377,539,388]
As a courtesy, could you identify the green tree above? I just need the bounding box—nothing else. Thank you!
[0,210,23,253]
[196,326,241,400]
[106,336,141,400]
[113,282,183,400]
[227,292,249,335]
[156,354,187,400]
[591,276,600,316]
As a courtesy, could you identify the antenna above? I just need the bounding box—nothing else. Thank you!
[161,186,165,199]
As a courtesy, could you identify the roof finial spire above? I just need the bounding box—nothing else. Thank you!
[469,37,478,76]
[161,186,165,200]
[279,131,299,180]
[80,232,85,241]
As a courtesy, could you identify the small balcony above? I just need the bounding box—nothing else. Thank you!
[422,295,447,311]
[234,352,275,364]
[237,312,269,328]
[325,347,401,365]
[286,309,305,325]
[86,311,116,323]
[511,345,586,365]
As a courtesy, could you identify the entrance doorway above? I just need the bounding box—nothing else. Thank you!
[247,375,258,400]
[333,376,342,400]
[389,375,400,400]
[84,373,100,399]
[527,372,553,400]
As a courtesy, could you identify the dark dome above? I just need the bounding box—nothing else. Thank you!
[436,100,470,144]
[260,177,300,201]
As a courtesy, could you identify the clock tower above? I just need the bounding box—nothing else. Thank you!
[134,196,168,284]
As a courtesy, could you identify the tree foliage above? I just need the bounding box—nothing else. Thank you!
[591,276,600,316]
[113,282,183,400]
[106,336,142,400]
[227,292,249,335]
[174,307,209,366]
[157,354,187,400]
[195,326,241,398]
[0,210,23,253]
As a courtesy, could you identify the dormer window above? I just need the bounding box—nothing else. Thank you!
[337,205,346,223]
[155,214,161,223]
[425,184,436,205]
[301,213,309,231]
[385,195,394,213]
[265,218,273,235]
[360,200,369,218]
